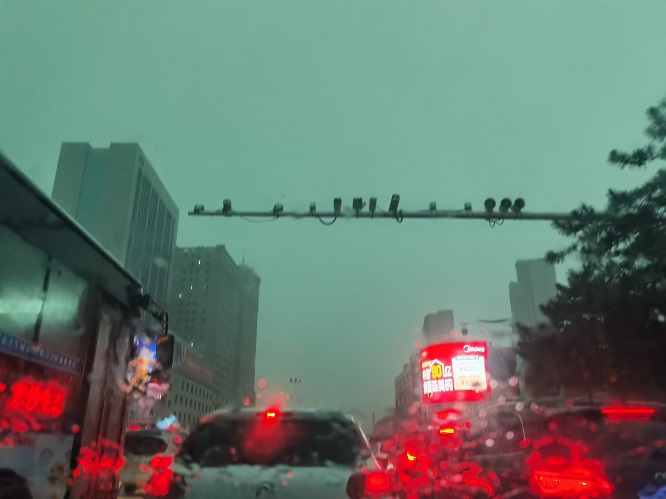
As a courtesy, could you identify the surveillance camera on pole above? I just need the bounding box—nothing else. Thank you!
[512,198,525,213]
[499,198,512,214]
[352,198,365,216]
[333,198,342,216]
[484,198,496,214]
[389,195,400,215]
[369,198,377,217]
[222,199,232,216]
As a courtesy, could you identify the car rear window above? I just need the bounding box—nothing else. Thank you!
[124,434,169,456]
[178,416,366,467]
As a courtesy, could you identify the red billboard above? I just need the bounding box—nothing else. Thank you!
[420,341,490,404]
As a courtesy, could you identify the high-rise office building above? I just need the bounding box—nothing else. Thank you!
[52,143,178,306]
[423,310,455,345]
[168,246,260,406]
[509,258,557,329]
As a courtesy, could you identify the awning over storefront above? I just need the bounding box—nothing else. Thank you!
[0,153,140,308]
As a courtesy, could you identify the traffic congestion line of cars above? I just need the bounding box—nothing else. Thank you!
[120,401,666,499]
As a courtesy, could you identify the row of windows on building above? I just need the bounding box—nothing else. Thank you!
[165,395,213,414]
[178,378,213,399]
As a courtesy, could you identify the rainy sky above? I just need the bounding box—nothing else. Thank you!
[2,0,666,426]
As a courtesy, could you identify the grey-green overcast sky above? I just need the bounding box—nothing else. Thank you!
[2,0,665,424]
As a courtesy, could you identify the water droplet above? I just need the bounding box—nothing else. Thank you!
[515,402,525,411]
[485,438,495,448]
[257,379,267,389]
[508,376,519,387]
[506,431,515,440]
[490,380,499,389]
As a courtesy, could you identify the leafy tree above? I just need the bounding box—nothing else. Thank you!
[517,98,666,400]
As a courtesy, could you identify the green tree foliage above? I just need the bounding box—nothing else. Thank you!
[517,98,666,400]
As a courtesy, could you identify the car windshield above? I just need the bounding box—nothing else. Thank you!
[178,416,365,467]
[2,1,666,498]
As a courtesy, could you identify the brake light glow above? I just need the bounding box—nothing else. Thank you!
[533,470,612,496]
[406,452,417,462]
[3,378,67,417]
[439,427,455,435]
[266,411,277,419]
[147,469,173,497]
[364,471,392,495]
[601,407,655,418]
[150,456,174,469]
[462,476,494,496]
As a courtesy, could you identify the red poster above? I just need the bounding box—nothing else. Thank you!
[420,342,490,404]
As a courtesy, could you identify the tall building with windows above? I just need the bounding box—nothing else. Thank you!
[168,246,260,406]
[509,258,558,329]
[52,143,178,307]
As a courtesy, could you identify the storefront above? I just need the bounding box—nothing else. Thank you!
[0,154,145,498]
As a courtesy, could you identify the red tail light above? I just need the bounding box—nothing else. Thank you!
[439,427,455,435]
[601,406,655,420]
[364,471,392,495]
[406,452,418,462]
[462,476,494,496]
[533,470,613,496]
[147,469,173,497]
[150,456,174,469]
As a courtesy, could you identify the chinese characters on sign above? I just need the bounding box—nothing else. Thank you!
[422,361,454,395]
[420,342,490,404]
[1,377,67,418]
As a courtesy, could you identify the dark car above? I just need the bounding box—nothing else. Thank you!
[460,402,666,499]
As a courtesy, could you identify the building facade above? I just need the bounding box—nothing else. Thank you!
[394,353,420,416]
[423,309,455,346]
[168,246,260,407]
[509,258,558,329]
[52,143,179,307]
[161,333,216,430]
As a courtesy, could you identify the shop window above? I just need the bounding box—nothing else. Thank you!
[38,260,88,357]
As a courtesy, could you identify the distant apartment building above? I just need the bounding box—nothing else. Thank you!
[52,143,178,306]
[394,353,420,416]
[423,309,455,345]
[509,258,558,329]
[168,246,260,407]
[162,333,216,430]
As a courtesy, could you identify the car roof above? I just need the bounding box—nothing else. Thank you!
[201,407,359,424]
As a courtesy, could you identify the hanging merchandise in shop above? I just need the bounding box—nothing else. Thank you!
[123,287,175,420]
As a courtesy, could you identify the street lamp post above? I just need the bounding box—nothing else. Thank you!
[289,378,302,403]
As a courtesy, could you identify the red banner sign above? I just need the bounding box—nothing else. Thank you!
[420,341,490,404]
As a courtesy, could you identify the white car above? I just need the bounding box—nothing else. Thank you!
[119,427,185,498]
[148,407,394,499]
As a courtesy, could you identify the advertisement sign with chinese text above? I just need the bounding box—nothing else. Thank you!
[420,341,490,404]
